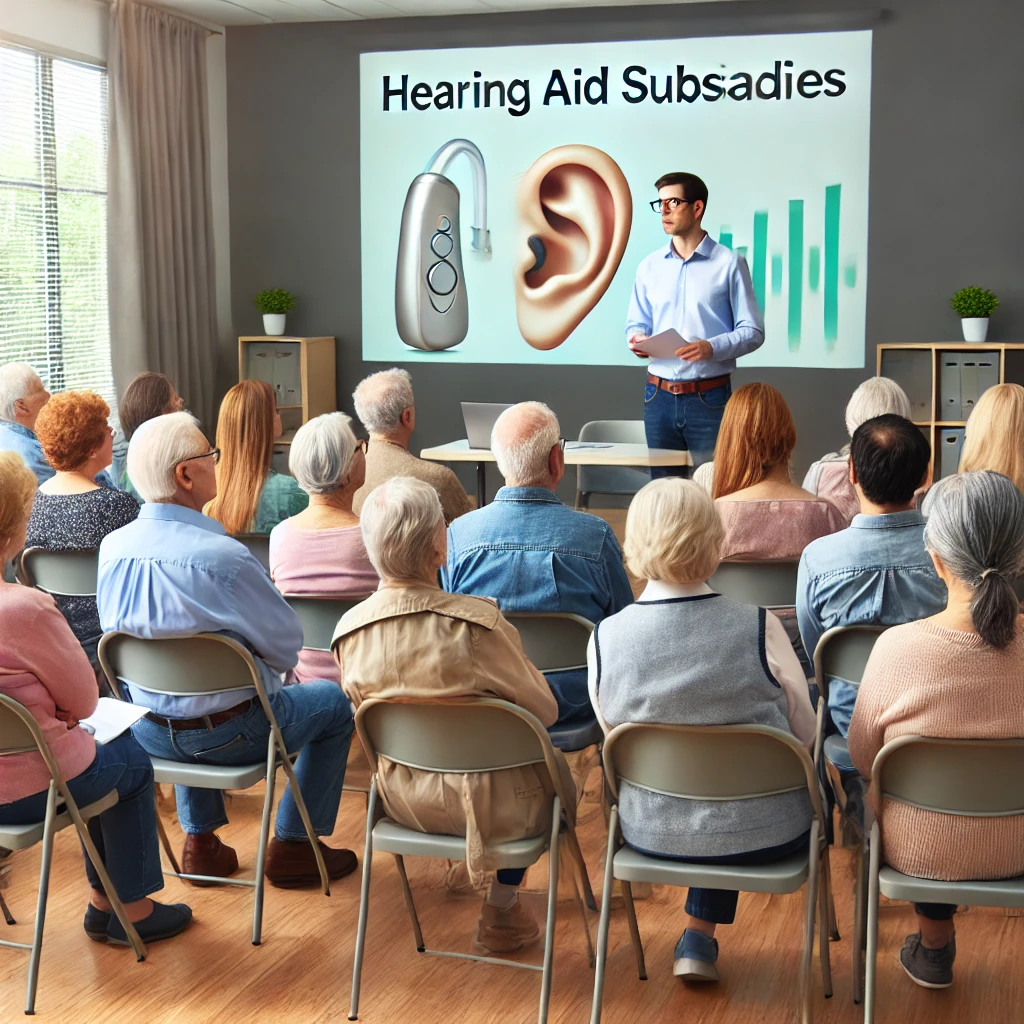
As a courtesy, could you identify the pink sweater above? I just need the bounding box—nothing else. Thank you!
[0,585,97,804]
[849,618,1024,881]
[269,520,378,685]
[717,497,847,561]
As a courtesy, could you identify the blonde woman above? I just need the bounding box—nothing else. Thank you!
[959,383,1024,492]
[205,380,308,535]
[588,478,815,984]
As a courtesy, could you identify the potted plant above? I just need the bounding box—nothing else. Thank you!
[254,289,296,336]
[950,286,999,342]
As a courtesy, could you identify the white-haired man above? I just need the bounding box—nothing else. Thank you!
[96,412,358,888]
[0,362,52,482]
[442,402,633,746]
[351,367,471,524]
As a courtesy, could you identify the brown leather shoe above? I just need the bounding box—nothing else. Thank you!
[181,832,239,887]
[264,838,358,889]
[475,896,540,954]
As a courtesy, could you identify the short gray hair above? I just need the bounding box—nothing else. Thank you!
[491,402,560,487]
[924,470,1024,648]
[0,363,42,422]
[289,412,357,495]
[360,476,444,582]
[128,411,207,504]
[845,377,912,437]
[352,368,414,434]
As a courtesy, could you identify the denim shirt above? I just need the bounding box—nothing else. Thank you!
[0,421,53,483]
[796,509,947,739]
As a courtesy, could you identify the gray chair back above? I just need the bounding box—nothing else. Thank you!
[0,694,46,759]
[871,735,1024,817]
[503,612,594,673]
[709,560,799,609]
[286,594,366,652]
[576,420,650,506]
[812,624,885,701]
[17,547,98,597]
[236,533,271,570]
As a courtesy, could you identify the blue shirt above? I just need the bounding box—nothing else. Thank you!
[0,421,53,483]
[97,502,303,717]
[625,234,764,381]
[796,509,948,738]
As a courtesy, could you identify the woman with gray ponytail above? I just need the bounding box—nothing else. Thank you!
[849,471,1024,992]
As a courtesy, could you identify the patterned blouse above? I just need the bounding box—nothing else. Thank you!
[25,487,140,652]
[251,471,309,535]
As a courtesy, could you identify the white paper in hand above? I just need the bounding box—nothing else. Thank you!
[641,328,687,360]
[78,698,148,745]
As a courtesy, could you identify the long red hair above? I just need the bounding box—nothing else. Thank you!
[711,383,796,499]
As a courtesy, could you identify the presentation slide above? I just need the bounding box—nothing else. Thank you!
[359,30,872,368]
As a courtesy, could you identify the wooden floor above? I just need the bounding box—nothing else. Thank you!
[2,767,1024,1023]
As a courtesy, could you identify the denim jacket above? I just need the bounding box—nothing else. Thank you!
[796,509,947,744]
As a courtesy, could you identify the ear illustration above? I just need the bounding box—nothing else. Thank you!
[514,145,632,351]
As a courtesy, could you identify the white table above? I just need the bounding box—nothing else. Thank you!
[420,439,693,507]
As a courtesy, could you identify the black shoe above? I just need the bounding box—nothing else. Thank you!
[83,905,111,942]
[106,900,193,946]
[899,932,955,988]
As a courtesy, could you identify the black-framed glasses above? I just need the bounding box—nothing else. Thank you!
[559,438,566,452]
[649,198,693,213]
[355,439,369,455]
[177,447,220,467]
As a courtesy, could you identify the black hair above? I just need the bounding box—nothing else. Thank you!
[850,414,930,506]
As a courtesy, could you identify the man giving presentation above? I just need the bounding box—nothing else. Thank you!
[626,171,764,477]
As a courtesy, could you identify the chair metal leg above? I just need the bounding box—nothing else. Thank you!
[0,890,14,927]
[252,739,277,946]
[392,855,425,952]
[154,798,182,876]
[863,821,882,1024]
[275,738,329,896]
[817,848,834,999]
[822,845,840,941]
[852,837,868,1005]
[24,783,57,1014]
[801,819,821,1024]
[348,783,378,1021]
[620,881,647,981]
[563,826,598,912]
[537,796,561,1024]
[590,805,619,1024]
[569,861,595,968]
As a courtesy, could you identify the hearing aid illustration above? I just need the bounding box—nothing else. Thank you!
[514,144,632,351]
[395,139,491,351]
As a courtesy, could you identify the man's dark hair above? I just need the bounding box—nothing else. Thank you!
[850,414,930,506]
[120,371,176,440]
[654,172,708,212]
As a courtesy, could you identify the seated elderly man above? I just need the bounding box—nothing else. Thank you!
[352,367,471,524]
[443,402,633,742]
[0,362,53,482]
[334,476,573,954]
[96,411,357,888]
[797,414,947,759]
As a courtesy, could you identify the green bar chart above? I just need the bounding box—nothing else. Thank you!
[788,200,804,350]
[824,184,842,346]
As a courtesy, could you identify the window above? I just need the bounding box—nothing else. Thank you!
[0,43,114,408]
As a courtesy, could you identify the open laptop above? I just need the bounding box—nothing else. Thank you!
[462,402,512,449]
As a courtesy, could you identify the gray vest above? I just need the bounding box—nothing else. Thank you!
[595,594,812,857]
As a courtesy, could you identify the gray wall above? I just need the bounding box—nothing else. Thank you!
[225,0,1024,500]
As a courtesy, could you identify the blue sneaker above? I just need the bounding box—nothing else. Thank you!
[673,928,719,982]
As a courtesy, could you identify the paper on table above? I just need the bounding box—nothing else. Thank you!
[639,328,687,360]
[78,698,148,745]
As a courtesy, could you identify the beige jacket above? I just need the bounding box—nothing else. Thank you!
[352,440,472,524]
[332,585,572,881]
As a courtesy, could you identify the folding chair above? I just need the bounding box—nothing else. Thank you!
[864,735,1024,1023]
[591,718,835,1024]
[708,560,799,609]
[348,697,596,1024]
[813,625,885,1005]
[15,547,99,598]
[574,420,650,510]
[236,533,271,571]
[98,631,329,945]
[0,693,146,1014]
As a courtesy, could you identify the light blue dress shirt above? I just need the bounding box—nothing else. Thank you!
[625,234,765,381]
[0,421,54,483]
[97,502,304,718]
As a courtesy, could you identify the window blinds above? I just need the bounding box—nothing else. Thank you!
[0,43,114,410]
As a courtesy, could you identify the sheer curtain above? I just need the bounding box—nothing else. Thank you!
[107,0,218,432]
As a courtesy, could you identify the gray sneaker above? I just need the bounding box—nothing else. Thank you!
[672,929,719,982]
[899,932,956,989]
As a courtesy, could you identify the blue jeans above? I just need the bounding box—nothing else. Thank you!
[643,379,732,478]
[0,734,163,903]
[546,668,598,745]
[131,681,353,840]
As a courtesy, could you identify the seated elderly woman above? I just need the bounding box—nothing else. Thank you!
[205,379,308,535]
[801,377,913,521]
[270,413,378,684]
[590,478,816,983]
[957,383,1024,493]
[850,470,1024,991]
[25,391,140,662]
[333,476,571,955]
[0,451,192,945]
[111,371,184,499]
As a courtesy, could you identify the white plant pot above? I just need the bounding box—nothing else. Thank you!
[263,313,286,336]
[961,317,989,342]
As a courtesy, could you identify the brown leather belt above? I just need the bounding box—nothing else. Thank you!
[647,372,730,396]
[145,697,257,731]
